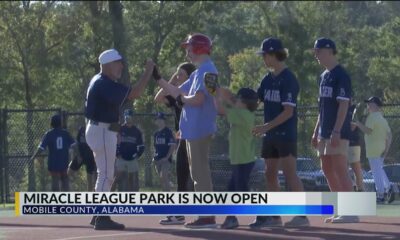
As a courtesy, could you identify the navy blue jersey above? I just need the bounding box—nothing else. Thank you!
[153,127,176,161]
[257,68,299,141]
[118,125,144,161]
[85,73,131,123]
[318,65,352,139]
[39,128,75,171]
[347,105,362,146]
[76,126,94,160]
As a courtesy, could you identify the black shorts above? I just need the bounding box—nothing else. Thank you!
[69,145,96,173]
[261,139,297,159]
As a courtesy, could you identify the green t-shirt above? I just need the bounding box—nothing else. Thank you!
[226,106,256,165]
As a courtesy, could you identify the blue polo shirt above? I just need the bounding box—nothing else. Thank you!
[318,64,352,139]
[39,128,75,171]
[179,59,217,140]
[85,73,131,123]
[153,127,176,161]
[118,125,144,161]
[257,68,299,141]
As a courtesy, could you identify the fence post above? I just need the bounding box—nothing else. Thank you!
[3,109,10,202]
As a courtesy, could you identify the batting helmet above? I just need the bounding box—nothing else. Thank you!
[181,33,212,55]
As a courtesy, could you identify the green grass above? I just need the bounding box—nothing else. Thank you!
[0,203,14,210]
[376,200,400,217]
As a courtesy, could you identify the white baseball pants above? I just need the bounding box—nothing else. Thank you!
[368,157,391,197]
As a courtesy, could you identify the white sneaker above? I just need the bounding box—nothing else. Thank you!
[331,216,359,223]
[284,216,310,227]
[159,216,185,225]
[324,215,338,223]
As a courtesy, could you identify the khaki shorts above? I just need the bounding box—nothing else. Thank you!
[348,146,361,164]
[115,158,139,173]
[317,139,349,157]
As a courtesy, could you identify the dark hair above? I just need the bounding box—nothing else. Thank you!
[241,98,259,112]
[178,62,196,76]
[51,115,62,128]
[267,49,288,62]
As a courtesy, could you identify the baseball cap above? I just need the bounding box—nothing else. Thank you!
[98,49,122,65]
[124,109,134,117]
[256,38,284,55]
[364,96,383,107]
[236,88,258,101]
[314,38,336,50]
[154,112,166,120]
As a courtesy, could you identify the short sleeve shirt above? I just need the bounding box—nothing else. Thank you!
[365,112,391,158]
[85,73,131,123]
[318,65,352,139]
[153,127,176,161]
[257,68,299,141]
[179,59,218,140]
[39,128,75,171]
[118,125,144,161]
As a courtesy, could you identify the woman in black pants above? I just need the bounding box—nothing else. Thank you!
[154,62,196,224]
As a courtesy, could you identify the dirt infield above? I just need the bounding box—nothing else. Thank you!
[1,214,400,240]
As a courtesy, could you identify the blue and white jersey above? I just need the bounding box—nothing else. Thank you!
[85,73,131,123]
[117,125,144,161]
[153,127,176,161]
[257,68,299,141]
[318,65,352,139]
[39,128,75,171]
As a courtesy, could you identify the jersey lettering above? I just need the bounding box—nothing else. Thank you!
[264,90,281,102]
[56,137,63,150]
[320,86,333,98]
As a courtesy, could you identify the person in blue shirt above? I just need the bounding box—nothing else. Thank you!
[311,38,358,223]
[113,109,144,192]
[85,49,154,230]
[68,125,97,191]
[153,112,176,192]
[153,33,218,228]
[251,38,310,228]
[30,114,74,192]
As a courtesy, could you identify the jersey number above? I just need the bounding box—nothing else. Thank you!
[56,137,63,150]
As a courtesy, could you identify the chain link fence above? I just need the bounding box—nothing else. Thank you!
[1,105,400,203]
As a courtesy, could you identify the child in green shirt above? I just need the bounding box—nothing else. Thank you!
[216,87,259,229]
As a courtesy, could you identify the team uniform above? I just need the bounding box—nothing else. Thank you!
[153,126,176,176]
[116,125,144,173]
[317,64,352,156]
[69,126,96,174]
[85,72,131,192]
[39,128,75,174]
[257,68,299,158]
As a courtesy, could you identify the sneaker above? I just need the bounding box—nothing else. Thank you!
[159,216,185,225]
[90,216,97,226]
[249,216,282,229]
[386,185,396,204]
[331,216,359,223]
[220,216,239,229]
[94,216,125,230]
[184,217,217,229]
[284,216,310,227]
[324,215,338,223]
[377,197,386,204]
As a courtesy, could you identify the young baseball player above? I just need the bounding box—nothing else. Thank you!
[216,87,258,229]
[68,125,97,191]
[251,37,310,228]
[311,38,358,223]
[30,114,75,192]
[153,112,176,192]
[354,96,394,203]
[113,109,145,192]
[85,49,154,230]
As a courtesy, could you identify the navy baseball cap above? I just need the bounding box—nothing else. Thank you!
[237,88,258,101]
[314,38,336,50]
[364,96,383,107]
[124,109,134,117]
[256,38,284,55]
[154,112,166,120]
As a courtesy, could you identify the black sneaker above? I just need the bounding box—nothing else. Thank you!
[386,185,396,204]
[94,216,125,230]
[220,216,239,229]
[249,216,282,229]
[90,216,97,226]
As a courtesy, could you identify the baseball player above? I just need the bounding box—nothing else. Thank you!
[85,49,154,230]
[354,96,394,203]
[311,38,358,223]
[113,109,144,192]
[153,33,219,228]
[152,112,176,192]
[68,125,97,191]
[30,114,75,191]
[251,38,310,228]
